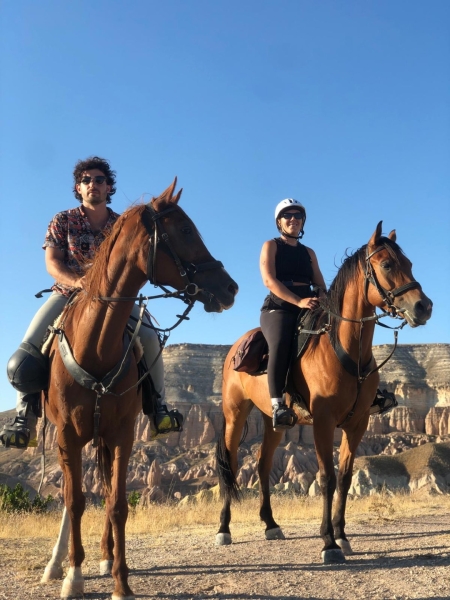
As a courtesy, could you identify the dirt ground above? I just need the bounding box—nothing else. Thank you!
[1,513,450,600]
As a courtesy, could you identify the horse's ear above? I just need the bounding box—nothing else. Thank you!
[173,188,183,204]
[152,177,178,210]
[368,221,383,249]
[388,229,397,242]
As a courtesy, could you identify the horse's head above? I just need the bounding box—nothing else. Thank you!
[142,178,238,313]
[365,221,432,327]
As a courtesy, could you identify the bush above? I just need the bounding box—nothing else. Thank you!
[0,483,53,513]
[127,491,141,510]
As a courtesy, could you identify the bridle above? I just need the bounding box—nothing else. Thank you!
[299,242,423,427]
[141,202,225,299]
[363,245,422,317]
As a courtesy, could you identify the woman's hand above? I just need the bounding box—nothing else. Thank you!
[297,297,320,310]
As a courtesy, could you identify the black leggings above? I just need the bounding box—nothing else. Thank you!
[260,308,299,399]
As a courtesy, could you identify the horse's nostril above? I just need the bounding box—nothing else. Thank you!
[229,283,239,296]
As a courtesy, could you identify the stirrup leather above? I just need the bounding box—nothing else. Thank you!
[0,417,31,449]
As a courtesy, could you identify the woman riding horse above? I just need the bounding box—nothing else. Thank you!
[259,198,326,430]
[217,221,432,566]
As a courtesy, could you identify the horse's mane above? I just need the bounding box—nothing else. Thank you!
[82,204,146,301]
[312,237,405,349]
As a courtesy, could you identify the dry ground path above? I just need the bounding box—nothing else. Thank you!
[1,512,450,599]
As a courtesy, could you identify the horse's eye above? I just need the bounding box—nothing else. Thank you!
[381,262,391,271]
[181,226,192,234]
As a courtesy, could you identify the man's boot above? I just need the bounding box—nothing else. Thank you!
[0,394,39,449]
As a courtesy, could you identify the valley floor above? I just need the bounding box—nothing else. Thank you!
[2,507,450,599]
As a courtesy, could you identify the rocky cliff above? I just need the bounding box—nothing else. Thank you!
[0,342,448,499]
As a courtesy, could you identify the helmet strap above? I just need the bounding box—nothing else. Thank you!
[280,227,304,240]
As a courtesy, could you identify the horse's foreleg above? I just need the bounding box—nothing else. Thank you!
[258,414,284,540]
[99,501,114,575]
[107,435,134,600]
[58,444,86,599]
[41,507,70,582]
[333,417,369,556]
[313,416,345,564]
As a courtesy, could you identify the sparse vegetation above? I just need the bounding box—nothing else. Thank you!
[1,490,450,540]
[0,483,54,514]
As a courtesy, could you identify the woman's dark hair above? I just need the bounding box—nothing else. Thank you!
[73,156,117,204]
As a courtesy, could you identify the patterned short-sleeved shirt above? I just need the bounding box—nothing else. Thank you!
[43,205,120,297]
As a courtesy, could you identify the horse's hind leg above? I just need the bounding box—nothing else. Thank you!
[99,509,114,575]
[41,507,70,582]
[58,443,86,599]
[259,413,284,540]
[216,398,253,546]
[333,418,369,556]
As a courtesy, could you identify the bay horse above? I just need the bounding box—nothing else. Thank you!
[216,222,432,564]
[40,179,238,599]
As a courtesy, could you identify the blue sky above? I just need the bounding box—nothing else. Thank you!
[1,1,449,412]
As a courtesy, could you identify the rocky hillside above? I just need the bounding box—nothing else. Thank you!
[0,342,448,500]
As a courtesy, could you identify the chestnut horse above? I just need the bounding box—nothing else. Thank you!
[40,179,237,600]
[216,222,431,564]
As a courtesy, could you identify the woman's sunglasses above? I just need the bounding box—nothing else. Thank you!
[281,211,304,220]
[80,176,107,185]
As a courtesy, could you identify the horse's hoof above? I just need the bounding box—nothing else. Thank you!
[265,527,285,540]
[99,559,113,575]
[215,533,232,546]
[336,538,354,556]
[61,566,84,598]
[321,548,346,564]
[41,562,64,582]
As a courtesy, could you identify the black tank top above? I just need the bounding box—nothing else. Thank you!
[261,237,314,313]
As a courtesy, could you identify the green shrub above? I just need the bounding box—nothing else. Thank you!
[0,483,53,513]
[127,490,141,510]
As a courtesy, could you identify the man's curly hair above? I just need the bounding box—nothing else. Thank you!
[73,156,117,204]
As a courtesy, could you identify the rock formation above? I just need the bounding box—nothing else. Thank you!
[0,342,448,499]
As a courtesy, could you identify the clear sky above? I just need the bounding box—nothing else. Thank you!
[1,1,449,412]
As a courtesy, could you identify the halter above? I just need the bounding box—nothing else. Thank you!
[364,245,422,316]
[141,203,224,297]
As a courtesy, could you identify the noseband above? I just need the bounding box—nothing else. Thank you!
[364,245,422,316]
[142,204,224,298]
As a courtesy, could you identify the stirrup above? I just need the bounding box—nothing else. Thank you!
[370,388,398,415]
[272,404,298,432]
[154,406,184,435]
[0,417,31,449]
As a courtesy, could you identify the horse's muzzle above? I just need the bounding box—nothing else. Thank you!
[402,294,433,327]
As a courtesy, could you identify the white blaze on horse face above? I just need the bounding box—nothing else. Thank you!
[76,169,111,207]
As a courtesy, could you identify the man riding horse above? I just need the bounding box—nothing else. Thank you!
[0,156,182,449]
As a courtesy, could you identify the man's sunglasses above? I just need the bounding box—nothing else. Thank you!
[281,211,304,220]
[80,176,107,185]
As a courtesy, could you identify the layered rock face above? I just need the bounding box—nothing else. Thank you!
[0,342,448,499]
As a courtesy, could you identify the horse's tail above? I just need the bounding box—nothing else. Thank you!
[215,418,243,503]
[97,438,112,496]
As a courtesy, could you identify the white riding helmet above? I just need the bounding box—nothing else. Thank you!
[274,198,306,221]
